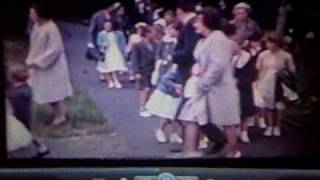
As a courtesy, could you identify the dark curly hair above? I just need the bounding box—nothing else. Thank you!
[31,1,53,20]
[198,7,222,31]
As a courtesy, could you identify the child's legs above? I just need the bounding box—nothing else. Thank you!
[169,120,183,136]
[265,108,274,127]
[104,73,113,83]
[138,74,152,109]
[241,117,250,132]
[111,71,121,83]
[256,107,264,119]
[139,88,151,109]
[127,61,135,78]
[274,109,282,128]
[158,118,171,131]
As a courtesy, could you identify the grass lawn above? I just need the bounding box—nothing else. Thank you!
[4,39,111,138]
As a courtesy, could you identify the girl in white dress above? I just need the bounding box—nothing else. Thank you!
[97,20,127,89]
[145,65,183,144]
[255,32,296,137]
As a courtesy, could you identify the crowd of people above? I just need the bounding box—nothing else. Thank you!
[86,0,298,158]
[5,0,301,158]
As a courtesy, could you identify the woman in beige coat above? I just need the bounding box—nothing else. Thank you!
[26,2,73,125]
[179,8,241,158]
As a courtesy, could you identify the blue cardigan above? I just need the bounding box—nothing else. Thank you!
[156,66,180,98]
[96,30,127,57]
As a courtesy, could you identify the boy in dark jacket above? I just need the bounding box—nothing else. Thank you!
[131,26,157,117]
[7,64,50,158]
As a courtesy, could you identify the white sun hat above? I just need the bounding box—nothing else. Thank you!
[112,2,121,10]
[135,22,147,29]
[153,18,167,27]
[233,2,252,13]
[135,0,143,3]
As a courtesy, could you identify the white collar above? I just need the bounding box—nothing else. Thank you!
[162,35,177,43]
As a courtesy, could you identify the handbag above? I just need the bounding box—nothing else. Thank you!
[277,69,297,92]
[86,47,105,62]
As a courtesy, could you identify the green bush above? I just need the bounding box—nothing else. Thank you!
[31,91,108,138]
[65,91,106,124]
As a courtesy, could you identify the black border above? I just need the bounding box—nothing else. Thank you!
[0,25,7,160]
[0,157,320,169]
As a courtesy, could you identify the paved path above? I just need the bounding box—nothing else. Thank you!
[16,22,320,159]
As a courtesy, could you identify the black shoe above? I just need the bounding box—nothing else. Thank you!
[169,144,183,153]
[36,148,50,159]
[205,141,226,154]
[200,123,227,154]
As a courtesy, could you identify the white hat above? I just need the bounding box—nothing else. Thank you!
[112,2,121,10]
[233,2,251,12]
[153,19,167,27]
[135,22,147,29]
[135,0,143,3]
[195,5,203,12]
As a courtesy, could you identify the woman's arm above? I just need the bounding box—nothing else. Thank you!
[88,14,97,47]
[255,51,265,72]
[197,44,229,93]
[286,53,296,74]
[33,24,63,69]
[117,31,127,56]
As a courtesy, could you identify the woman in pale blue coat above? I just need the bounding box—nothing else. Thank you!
[97,20,127,89]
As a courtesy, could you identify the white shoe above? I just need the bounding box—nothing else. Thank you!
[169,133,183,144]
[139,110,152,118]
[108,82,115,88]
[273,127,282,137]
[264,127,273,137]
[234,151,242,158]
[114,82,122,89]
[199,137,209,150]
[258,117,267,129]
[240,131,250,143]
[156,129,167,143]
[227,150,242,158]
